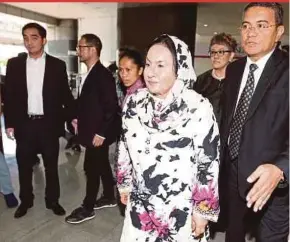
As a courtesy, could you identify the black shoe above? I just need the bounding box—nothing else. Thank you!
[4,193,19,208]
[94,196,117,210]
[65,207,95,224]
[46,203,66,216]
[14,203,33,218]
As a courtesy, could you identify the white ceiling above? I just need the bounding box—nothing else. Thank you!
[3,2,289,45]
[4,2,115,19]
[196,3,289,38]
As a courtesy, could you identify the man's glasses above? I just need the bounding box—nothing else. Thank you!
[239,23,277,33]
[209,50,231,57]
[76,45,93,51]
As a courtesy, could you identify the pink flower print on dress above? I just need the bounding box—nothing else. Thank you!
[192,181,219,211]
[116,169,126,185]
[138,211,170,239]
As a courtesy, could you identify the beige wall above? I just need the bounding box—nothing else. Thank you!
[194,57,211,76]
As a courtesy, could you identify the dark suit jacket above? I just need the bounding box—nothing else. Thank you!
[220,48,289,199]
[76,61,120,148]
[3,54,75,138]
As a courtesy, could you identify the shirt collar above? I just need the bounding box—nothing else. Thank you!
[246,48,275,71]
[87,62,96,73]
[27,51,46,61]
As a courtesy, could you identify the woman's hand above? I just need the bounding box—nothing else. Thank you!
[120,192,129,205]
[192,213,208,237]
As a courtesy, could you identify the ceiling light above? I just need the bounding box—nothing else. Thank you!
[214,32,218,35]
[204,24,208,27]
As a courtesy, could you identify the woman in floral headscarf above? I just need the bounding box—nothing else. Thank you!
[116,34,220,242]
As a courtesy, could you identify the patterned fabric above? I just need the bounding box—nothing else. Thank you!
[122,78,145,108]
[115,73,125,108]
[116,34,220,242]
[229,64,258,160]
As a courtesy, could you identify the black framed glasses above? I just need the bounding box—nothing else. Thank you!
[76,45,93,51]
[209,50,232,57]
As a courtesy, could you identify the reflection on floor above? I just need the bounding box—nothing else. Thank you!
[0,122,248,242]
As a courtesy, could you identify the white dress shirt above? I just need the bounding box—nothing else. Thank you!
[235,48,275,108]
[26,52,46,115]
[78,64,95,96]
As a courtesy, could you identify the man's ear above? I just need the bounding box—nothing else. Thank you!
[275,25,285,43]
[43,38,47,46]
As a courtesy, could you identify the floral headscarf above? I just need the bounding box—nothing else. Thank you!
[128,34,197,134]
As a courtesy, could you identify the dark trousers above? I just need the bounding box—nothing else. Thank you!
[225,156,289,242]
[82,144,115,211]
[15,119,60,206]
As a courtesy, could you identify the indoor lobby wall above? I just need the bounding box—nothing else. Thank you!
[78,8,118,67]
[117,3,197,62]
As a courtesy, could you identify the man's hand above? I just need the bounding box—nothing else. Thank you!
[71,119,78,134]
[6,128,15,140]
[120,192,129,205]
[246,164,284,212]
[92,135,105,147]
[192,213,208,237]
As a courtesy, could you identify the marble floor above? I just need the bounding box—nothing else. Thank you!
[0,121,251,242]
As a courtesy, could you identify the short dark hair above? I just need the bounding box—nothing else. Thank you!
[210,33,237,52]
[22,22,47,38]
[244,2,284,26]
[108,62,118,73]
[119,47,144,69]
[147,35,178,75]
[118,46,131,59]
[81,34,102,57]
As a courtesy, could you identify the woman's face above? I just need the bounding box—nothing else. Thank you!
[119,57,143,87]
[144,44,176,99]
[210,44,234,70]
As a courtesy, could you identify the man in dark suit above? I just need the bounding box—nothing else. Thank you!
[65,34,120,224]
[220,3,289,242]
[4,23,75,218]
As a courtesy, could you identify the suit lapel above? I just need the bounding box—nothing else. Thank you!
[79,62,99,98]
[42,54,50,102]
[20,55,28,104]
[80,69,91,98]
[226,58,246,127]
[246,49,283,121]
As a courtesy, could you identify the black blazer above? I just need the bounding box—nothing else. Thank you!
[220,49,289,198]
[76,61,120,148]
[4,54,75,138]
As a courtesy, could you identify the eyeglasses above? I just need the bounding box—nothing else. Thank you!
[209,50,232,57]
[76,45,93,51]
[239,23,277,33]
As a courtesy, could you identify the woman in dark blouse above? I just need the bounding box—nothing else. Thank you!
[194,33,237,125]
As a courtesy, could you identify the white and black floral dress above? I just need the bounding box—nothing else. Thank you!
[116,35,220,242]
